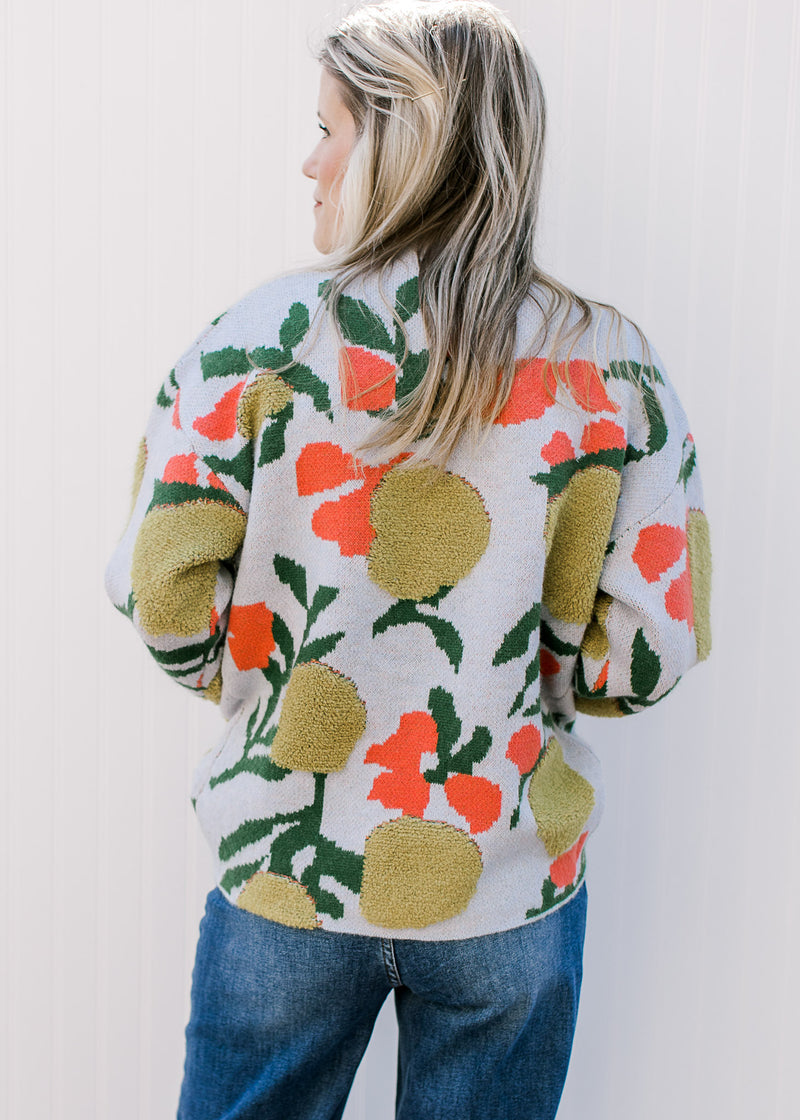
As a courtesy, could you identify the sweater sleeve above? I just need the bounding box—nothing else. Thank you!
[104,327,256,703]
[539,361,712,721]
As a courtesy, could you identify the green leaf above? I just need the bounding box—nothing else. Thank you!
[116,591,135,620]
[273,554,308,608]
[540,621,580,657]
[317,835,364,894]
[417,616,464,671]
[531,459,581,495]
[204,444,254,491]
[261,657,285,695]
[419,585,450,608]
[298,631,345,663]
[268,822,310,876]
[679,438,697,488]
[541,711,557,734]
[219,815,277,860]
[531,449,624,499]
[168,661,208,681]
[525,858,586,920]
[373,599,419,637]
[539,877,557,913]
[148,480,243,514]
[307,584,339,626]
[493,604,541,666]
[337,296,394,352]
[248,345,287,371]
[606,360,637,384]
[609,362,666,461]
[508,653,541,718]
[245,702,261,740]
[427,686,461,755]
[279,303,311,351]
[201,346,251,380]
[373,600,463,671]
[396,350,429,401]
[270,612,295,670]
[311,885,345,920]
[641,379,668,455]
[573,654,593,698]
[607,360,664,387]
[219,859,265,892]
[147,635,217,665]
[395,277,419,322]
[258,400,293,466]
[156,375,176,408]
[209,753,288,789]
[281,363,331,413]
[630,627,661,698]
[450,725,492,772]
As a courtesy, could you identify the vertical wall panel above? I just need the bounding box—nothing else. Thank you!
[1,1,798,1118]
[0,0,7,1104]
[2,7,12,1118]
[6,3,57,1116]
[51,0,104,1110]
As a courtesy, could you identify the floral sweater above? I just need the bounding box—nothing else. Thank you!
[104,252,711,940]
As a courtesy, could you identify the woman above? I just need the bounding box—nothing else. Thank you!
[105,2,711,1117]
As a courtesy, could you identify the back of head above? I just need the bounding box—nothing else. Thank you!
[320,0,546,272]
[315,1,625,466]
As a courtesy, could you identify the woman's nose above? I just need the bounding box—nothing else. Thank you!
[302,151,317,180]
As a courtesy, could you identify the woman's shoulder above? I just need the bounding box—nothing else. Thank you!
[164,266,333,388]
[187,252,421,359]
[215,265,333,337]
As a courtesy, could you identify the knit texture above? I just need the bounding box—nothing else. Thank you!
[105,251,711,939]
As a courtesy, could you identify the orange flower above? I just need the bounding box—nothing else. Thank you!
[365,711,438,816]
[506,725,542,773]
[444,773,502,834]
[496,359,618,427]
[296,442,358,496]
[227,602,275,671]
[563,362,619,414]
[495,359,557,425]
[540,649,561,677]
[632,523,687,583]
[549,831,588,889]
[579,418,626,454]
[339,347,396,410]
[665,566,693,628]
[193,381,246,441]
[295,441,404,557]
[312,467,392,556]
[162,453,198,485]
[541,431,575,465]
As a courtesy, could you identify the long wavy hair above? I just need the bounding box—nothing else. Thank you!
[311,0,649,466]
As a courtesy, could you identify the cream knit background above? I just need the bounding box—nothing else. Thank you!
[2,0,798,1117]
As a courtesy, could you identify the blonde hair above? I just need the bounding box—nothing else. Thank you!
[314,0,650,466]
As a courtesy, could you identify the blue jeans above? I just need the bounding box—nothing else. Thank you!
[177,882,587,1120]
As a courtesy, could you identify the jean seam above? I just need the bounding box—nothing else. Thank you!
[380,938,402,987]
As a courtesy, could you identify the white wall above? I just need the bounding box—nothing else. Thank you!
[2,0,798,1117]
